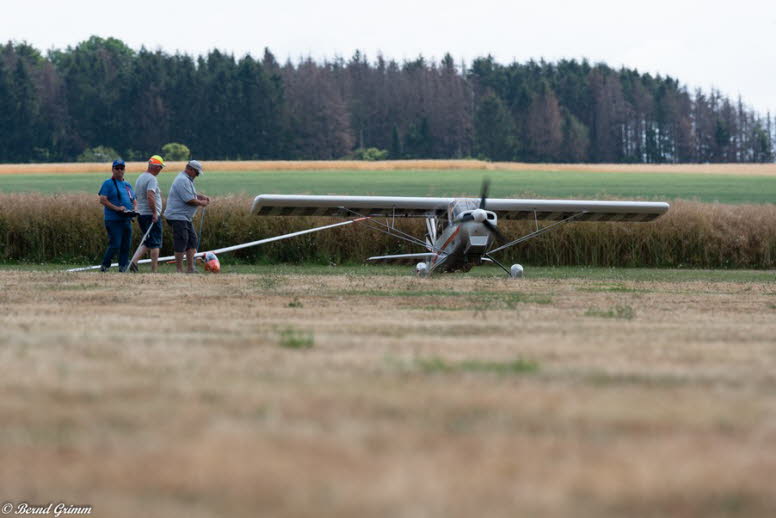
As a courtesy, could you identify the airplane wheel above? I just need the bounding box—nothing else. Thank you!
[416,262,430,277]
[510,264,524,278]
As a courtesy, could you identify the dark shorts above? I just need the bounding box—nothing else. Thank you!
[168,219,198,253]
[138,215,163,249]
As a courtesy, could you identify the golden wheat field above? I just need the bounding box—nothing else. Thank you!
[1,269,775,518]
[3,160,776,175]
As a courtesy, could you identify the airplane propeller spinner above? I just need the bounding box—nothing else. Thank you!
[453,180,507,244]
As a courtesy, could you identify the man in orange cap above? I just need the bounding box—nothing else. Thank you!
[129,155,165,272]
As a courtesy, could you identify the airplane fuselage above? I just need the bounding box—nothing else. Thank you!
[429,210,497,273]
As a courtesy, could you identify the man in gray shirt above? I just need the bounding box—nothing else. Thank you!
[163,160,210,273]
[129,155,165,272]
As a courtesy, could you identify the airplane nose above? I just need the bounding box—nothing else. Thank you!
[472,209,487,223]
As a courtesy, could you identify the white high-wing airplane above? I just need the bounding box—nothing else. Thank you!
[250,181,669,277]
[68,181,669,276]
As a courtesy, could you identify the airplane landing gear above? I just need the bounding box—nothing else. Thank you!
[416,262,430,277]
[510,264,524,278]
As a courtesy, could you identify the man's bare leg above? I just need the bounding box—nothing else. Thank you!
[150,248,160,273]
[185,248,196,273]
[174,252,185,273]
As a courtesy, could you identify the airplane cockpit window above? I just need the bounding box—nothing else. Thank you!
[449,199,479,220]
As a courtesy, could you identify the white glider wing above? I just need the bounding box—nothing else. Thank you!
[66,218,367,272]
[252,195,669,222]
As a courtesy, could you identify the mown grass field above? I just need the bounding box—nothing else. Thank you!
[2,167,776,204]
[1,266,775,517]
[6,262,776,283]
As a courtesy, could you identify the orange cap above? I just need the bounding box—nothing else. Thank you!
[148,155,165,167]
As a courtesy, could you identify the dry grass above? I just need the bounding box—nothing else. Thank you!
[1,270,775,517]
[2,160,776,175]
[0,160,486,175]
[491,162,776,176]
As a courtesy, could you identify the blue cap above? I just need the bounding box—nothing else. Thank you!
[112,159,125,168]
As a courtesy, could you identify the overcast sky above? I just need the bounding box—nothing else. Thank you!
[4,0,775,114]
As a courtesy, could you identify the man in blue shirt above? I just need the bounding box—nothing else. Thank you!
[98,159,137,272]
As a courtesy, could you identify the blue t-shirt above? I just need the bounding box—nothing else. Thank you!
[98,178,136,221]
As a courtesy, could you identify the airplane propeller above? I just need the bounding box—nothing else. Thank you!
[454,178,507,243]
[482,218,507,243]
[479,178,490,209]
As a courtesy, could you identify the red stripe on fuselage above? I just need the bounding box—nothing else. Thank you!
[431,227,460,266]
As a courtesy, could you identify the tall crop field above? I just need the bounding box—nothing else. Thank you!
[2,193,776,268]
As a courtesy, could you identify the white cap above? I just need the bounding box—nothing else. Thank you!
[187,160,204,176]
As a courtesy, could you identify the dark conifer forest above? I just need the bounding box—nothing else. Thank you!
[0,37,772,163]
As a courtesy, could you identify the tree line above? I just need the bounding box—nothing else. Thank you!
[0,36,773,164]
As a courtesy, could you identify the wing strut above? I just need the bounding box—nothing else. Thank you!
[339,207,444,254]
[488,211,588,255]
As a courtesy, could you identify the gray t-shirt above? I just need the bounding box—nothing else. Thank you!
[134,172,162,216]
[164,171,198,222]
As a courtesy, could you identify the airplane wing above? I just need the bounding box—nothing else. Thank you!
[252,195,669,222]
[483,199,669,222]
[252,195,452,218]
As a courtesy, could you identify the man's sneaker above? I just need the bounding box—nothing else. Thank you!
[129,262,139,273]
[100,265,108,272]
